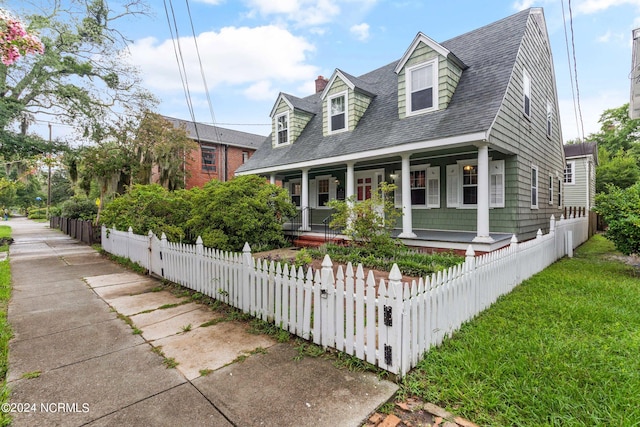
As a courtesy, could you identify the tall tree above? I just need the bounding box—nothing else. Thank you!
[134,113,197,190]
[589,104,640,156]
[0,0,156,137]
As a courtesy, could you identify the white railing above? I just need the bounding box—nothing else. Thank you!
[101,214,589,377]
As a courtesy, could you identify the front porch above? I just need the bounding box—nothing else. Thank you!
[284,222,513,255]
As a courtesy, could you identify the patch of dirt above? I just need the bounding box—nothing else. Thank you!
[609,254,640,271]
[363,397,479,427]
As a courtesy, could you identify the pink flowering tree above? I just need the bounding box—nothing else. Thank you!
[0,9,44,66]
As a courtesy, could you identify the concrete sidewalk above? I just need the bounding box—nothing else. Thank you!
[5,217,397,426]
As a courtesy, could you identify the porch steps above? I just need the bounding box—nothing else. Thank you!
[293,234,346,248]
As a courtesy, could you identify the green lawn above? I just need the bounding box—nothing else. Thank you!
[399,234,640,426]
[0,226,11,426]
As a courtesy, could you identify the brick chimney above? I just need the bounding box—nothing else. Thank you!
[315,75,329,93]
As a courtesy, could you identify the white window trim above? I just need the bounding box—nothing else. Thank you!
[523,69,531,119]
[447,159,505,209]
[564,160,576,185]
[275,111,290,146]
[289,178,301,207]
[548,174,554,205]
[557,178,562,207]
[393,164,440,209]
[546,100,553,138]
[490,160,505,208]
[355,169,384,202]
[531,164,539,209]
[314,174,337,209]
[457,159,478,209]
[327,91,348,135]
[406,59,438,116]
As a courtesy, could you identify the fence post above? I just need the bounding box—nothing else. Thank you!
[147,230,153,275]
[566,231,574,258]
[388,264,404,375]
[465,245,476,318]
[160,232,167,278]
[320,254,334,349]
[510,235,519,285]
[242,242,252,313]
[127,227,134,260]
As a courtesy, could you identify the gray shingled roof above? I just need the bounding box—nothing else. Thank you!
[237,9,531,173]
[162,116,266,150]
[564,141,598,163]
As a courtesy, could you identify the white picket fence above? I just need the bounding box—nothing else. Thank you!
[101,214,589,377]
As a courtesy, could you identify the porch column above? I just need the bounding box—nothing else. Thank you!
[300,168,311,231]
[270,174,276,185]
[398,154,417,238]
[473,144,494,243]
[346,162,355,200]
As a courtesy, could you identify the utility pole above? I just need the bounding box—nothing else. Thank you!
[47,123,52,219]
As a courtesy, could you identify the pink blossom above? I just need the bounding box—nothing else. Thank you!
[0,9,44,65]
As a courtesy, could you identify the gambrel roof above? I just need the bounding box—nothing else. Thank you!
[238,9,532,174]
[162,116,265,150]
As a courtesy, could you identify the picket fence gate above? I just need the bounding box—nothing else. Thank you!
[101,214,589,377]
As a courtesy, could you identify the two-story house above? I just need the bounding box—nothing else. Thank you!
[236,8,566,252]
[161,116,265,189]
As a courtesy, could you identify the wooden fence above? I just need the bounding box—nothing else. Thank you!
[50,216,100,245]
[101,214,589,377]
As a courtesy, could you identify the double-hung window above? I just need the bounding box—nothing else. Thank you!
[201,146,216,172]
[462,164,478,205]
[317,178,330,207]
[410,170,426,205]
[523,70,531,118]
[407,61,436,114]
[329,93,346,133]
[531,165,539,209]
[276,112,289,145]
[446,160,504,208]
[290,180,301,207]
[546,101,552,138]
[394,166,440,208]
[548,175,554,205]
[564,161,575,184]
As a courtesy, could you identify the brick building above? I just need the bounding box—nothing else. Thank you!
[161,116,266,189]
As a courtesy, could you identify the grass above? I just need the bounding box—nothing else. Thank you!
[398,234,640,426]
[0,227,11,426]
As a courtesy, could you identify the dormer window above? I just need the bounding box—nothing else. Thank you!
[276,112,289,145]
[329,92,347,133]
[407,60,437,115]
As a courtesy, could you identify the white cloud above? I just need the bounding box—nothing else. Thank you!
[350,23,370,41]
[127,26,318,96]
[243,80,279,100]
[597,30,626,43]
[245,0,341,27]
[512,0,537,10]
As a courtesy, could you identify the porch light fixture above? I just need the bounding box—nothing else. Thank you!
[390,173,399,180]
[463,165,474,171]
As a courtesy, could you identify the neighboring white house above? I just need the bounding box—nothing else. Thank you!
[563,142,598,210]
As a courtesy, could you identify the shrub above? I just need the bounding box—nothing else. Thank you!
[60,197,98,220]
[99,184,192,242]
[594,182,640,255]
[27,207,47,219]
[186,175,296,252]
[326,182,401,252]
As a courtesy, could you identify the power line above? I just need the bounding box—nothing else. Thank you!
[163,0,202,144]
[562,0,586,142]
[183,0,223,178]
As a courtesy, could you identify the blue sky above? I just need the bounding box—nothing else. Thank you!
[10,0,640,143]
